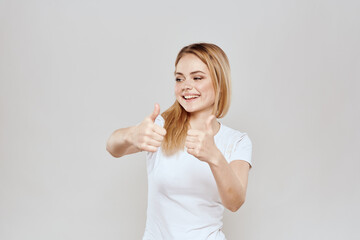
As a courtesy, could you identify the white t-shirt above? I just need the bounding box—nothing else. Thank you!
[142,115,252,240]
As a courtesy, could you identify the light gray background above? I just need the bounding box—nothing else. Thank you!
[1,0,359,239]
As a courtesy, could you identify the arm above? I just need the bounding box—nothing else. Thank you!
[185,115,251,212]
[106,126,140,158]
[208,151,250,212]
[106,103,166,158]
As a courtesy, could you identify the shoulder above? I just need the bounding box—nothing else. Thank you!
[218,123,253,166]
[219,124,251,144]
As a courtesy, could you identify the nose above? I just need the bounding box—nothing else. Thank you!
[182,80,193,90]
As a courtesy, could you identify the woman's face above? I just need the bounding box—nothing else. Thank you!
[174,54,216,116]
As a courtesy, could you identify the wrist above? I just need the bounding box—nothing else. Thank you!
[125,125,137,146]
[208,148,224,167]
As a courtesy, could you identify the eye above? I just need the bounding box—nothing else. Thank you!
[175,78,182,82]
[194,77,202,80]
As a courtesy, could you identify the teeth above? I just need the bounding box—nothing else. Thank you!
[184,95,199,99]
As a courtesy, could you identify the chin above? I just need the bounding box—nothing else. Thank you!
[184,108,196,113]
[181,104,203,114]
[180,105,194,113]
[177,102,193,113]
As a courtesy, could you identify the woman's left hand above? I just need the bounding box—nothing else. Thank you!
[185,115,220,164]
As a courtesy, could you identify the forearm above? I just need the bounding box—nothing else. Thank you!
[106,126,140,158]
[208,150,246,212]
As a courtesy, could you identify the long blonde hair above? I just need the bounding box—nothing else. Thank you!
[161,42,232,156]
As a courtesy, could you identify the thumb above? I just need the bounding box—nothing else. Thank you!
[206,115,216,133]
[149,103,160,122]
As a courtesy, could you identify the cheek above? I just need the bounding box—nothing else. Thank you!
[174,85,181,95]
[199,82,215,98]
[174,85,183,100]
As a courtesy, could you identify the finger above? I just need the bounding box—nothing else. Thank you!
[142,145,158,152]
[185,135,197,143]
[187,148,196,156]
[185,141,197,149]
[187,129,201,136]
[150,132,164,142]
[145,138,162,148]
[153,124,166,136]
[149,103,160,122]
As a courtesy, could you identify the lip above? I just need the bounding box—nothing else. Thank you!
[182,94,200,102]
[183,93,200,97]
[184,97,198,102]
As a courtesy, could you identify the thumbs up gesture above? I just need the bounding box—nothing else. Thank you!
[131,103,167,152]
[185,115,220,163]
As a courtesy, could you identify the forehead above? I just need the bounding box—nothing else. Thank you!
[175,54,209,74]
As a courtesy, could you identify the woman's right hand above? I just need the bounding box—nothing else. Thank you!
[130,103,167,152]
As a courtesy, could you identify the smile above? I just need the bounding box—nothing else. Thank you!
[183,95,200,99]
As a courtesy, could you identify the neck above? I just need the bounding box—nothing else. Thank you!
[188,110,220,133]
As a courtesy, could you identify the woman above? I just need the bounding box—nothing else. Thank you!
[106,42,253,240]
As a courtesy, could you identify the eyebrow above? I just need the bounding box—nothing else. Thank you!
[174,70,206,76]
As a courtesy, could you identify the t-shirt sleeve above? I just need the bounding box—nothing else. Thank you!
[154,114,165,127]
[228,133,253,168]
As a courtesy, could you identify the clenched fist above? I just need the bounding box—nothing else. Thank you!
[130,103,167,152]
[185,115,220,163]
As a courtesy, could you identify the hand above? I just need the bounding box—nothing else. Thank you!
[185,115,220,163]
[131,103,166,152]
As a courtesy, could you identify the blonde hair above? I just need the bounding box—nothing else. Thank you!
[161,42,232,156]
